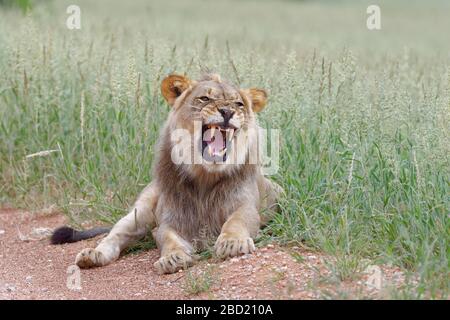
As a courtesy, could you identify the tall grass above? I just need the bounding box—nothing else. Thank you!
[0,0,448,298]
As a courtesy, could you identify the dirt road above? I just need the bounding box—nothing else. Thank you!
[0,209,405,300]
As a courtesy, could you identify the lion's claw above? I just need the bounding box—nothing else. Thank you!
[153,249,195,274]
[75,248,106,268]
[214,234,255,259]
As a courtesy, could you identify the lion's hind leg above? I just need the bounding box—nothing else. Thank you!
[75,182,159,268]
[258,176,284,225]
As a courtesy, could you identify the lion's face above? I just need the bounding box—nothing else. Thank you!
[161,73,267,175]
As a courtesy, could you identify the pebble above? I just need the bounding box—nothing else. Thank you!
[0,229,5,235]
[26,276,33,283]
[229,257,239,263]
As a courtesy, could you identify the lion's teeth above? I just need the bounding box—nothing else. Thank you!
[210,126,216,138]
[207,145,213,156]
[228,129,234,140]
[218,148,227,156]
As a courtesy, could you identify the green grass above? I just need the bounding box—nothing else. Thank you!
[183,267,216,296]
[124,236,156,255]
[0,0,448,299]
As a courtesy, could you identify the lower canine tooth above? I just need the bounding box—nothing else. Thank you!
[228,129,234,140]
[218,148,227,156]
[207,145,213,156]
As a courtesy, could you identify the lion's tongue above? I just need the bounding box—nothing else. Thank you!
[208,136,224,156]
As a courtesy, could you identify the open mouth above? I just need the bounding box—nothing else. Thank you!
[201,124,235,162]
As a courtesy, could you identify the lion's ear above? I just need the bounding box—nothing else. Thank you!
[161,74,192,106]
[243,88,268,112]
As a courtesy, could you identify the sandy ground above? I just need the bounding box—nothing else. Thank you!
[0,208,406,300]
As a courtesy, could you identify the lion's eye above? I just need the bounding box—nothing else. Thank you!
[198,96,210,103]
[236,101,244,108]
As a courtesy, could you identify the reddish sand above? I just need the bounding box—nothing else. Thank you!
[0,209,406,300]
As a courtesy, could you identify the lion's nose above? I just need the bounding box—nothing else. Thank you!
[218,108,235,124]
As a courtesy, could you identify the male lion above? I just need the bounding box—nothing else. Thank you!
[52,73,282,274]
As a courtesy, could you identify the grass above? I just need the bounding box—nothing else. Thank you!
[124,236,156,255]
[0,0,449,299]
[182,267,216,296]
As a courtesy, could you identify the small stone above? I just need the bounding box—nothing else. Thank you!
[31,227,53,239]
[26,276,33,282]
[0,229,5,235]
[267,244,274,249]
[230,257,239,263]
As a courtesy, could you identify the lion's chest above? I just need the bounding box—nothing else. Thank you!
[158,185,240,247]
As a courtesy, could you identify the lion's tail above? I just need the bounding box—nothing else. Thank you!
[50,226,111,244]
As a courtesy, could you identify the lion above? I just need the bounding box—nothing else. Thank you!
[51,73,282,274]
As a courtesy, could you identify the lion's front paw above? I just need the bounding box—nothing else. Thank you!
[153,249,195,275]
[214,233,256,259]
[75,248,107,269]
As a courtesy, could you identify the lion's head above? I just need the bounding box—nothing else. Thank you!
[159,73,267,177]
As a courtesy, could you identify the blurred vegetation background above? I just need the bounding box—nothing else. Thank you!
[0,0,448,298]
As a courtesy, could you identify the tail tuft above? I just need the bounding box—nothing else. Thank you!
[51,226,78,244]
[51,226,111,244]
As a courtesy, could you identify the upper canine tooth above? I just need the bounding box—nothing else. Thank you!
[228,129,234,140]
[207,145,213,156]
[218,148,227,156]
[210,126,216,138]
